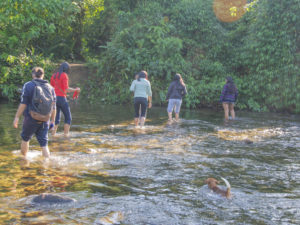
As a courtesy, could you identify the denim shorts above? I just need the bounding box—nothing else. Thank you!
[167,99,182,114]
[21,116,49,147]
[222,99,235,104]
[55,96,72,125]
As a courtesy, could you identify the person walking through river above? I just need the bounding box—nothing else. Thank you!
[166,73,187,123]
[50,62,80,137]
[220,76,238,121]
[130,70,152,127]
[13,67,56,158]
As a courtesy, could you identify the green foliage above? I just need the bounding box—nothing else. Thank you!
[0,0,80,57]
[0,50,55,101]
[230,0,300,112]
[1,0,300,113]
[0,0,87,100]
[84,0,300,113]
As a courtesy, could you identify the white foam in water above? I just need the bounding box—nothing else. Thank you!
[12,150,42,161]
[47,152,104,172]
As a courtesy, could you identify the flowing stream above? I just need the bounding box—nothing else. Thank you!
[0,100,299,224]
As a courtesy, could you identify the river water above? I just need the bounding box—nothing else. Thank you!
[0,101,299,225]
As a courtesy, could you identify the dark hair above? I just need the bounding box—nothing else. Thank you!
[55,62,70,79]
[226,76,237,94]
[174,73,185,86]
[32,67,44,78]
[138,70,148,81]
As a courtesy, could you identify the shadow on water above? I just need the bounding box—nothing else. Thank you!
[0,101,300,224]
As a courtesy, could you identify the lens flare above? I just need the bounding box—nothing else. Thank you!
[213,0,247,22]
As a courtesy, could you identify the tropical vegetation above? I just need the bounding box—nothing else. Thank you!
[1,0,299,113]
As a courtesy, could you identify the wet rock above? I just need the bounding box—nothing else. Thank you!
[32,193,76,204]
[98,211,124,225]
[244,139,253,144]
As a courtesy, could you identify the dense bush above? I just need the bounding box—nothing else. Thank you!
[1,0,299,113]
[0,0,103,100]
[0,50,55,100]
[83,0,300,113]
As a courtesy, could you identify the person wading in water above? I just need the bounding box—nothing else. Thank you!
[130,71,152,127]
[50,62,80,137]
[220,76,238,121]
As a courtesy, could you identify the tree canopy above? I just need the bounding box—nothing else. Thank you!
[1,0,300,113]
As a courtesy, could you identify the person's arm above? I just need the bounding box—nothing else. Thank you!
[51,89,56,124]
[14,82,31,128]
[67,87,80,93]
[182,85,187,97]
[147,82,152,108]
[148,96,152,108]
[50,109,56,124]
[130,80,135,92]
[147,82,152,97]
[13,104,26,128]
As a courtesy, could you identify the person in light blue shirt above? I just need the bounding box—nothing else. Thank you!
[130,71,152,126]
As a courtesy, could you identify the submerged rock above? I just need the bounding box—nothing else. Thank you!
[98,211,124,225]
[244,139,254,144]
[32,193,76,204]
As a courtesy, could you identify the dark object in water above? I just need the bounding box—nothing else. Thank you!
[205,177,231,199]
[32,193,76,204]
[244,139,253,144]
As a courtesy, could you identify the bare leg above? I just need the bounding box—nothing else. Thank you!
[134,118,139,126]
[21,140,29,157]
[168,112,172,121]
[222,103,229,121]
[175,113,179,121]
[42,146,50,158]
[140,117,145,126]
[229,103,235,120]
[64,124,70,137]
[52,125,59,136]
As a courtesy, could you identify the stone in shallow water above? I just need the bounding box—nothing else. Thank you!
[32,193,76,204]
[244,139,253,144]
[98,211,124,225]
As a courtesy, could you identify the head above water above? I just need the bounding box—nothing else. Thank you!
[174,73,181,81]
[174,73,185,86]
[225,76,237,94]
[226,76,233,83]
[32,67,44,79]
[59,62,70,75]
[138,70,148,81]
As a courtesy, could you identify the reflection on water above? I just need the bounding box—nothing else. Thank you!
[0,101,300,224]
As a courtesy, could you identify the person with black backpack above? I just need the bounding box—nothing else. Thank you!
[13,67,56,158]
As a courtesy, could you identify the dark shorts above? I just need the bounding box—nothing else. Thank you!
[134,97,147,118]
[55,96,72,125]
[21,116,49,147]
[222,99,235,104]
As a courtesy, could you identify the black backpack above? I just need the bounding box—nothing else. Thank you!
[29,80,55,122]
